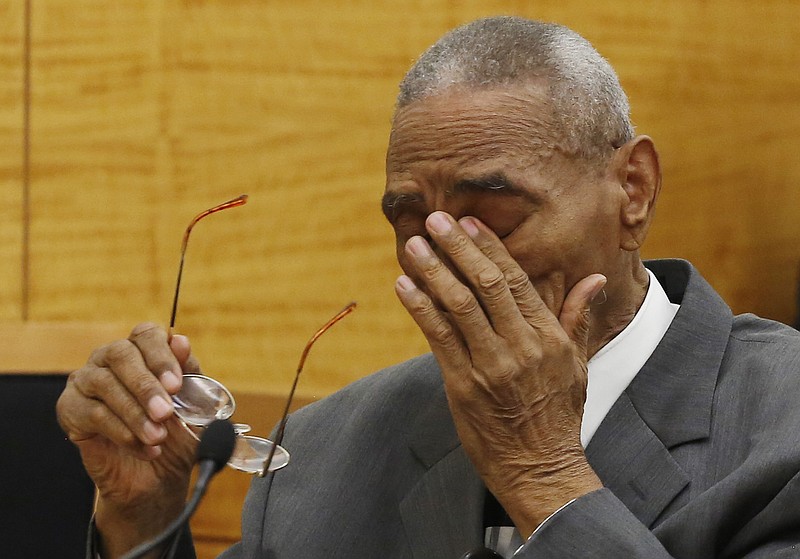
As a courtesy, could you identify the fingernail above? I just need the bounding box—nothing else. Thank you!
[590,276,608,303]
[171,333,188,344]
[427,212,452,234]
[396,275,417,292]
[406,236,433,258]
[160,370,180,392]
[148,395,173,420]
[144,421,167,443]
[459,217,479,238]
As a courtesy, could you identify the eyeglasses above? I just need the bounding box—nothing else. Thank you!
[168,195,356,476]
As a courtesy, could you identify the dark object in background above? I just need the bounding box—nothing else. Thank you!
[0,374,95,559]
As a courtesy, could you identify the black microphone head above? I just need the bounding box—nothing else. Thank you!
[196,419,236,473]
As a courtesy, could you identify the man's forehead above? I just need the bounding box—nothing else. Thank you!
[387,83,562,166]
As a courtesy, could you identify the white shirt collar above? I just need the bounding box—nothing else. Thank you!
[580,269,679,448]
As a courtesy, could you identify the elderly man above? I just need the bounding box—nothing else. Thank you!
[58,16,800,559]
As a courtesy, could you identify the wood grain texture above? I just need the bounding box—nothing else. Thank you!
[0,0,24,321]
[3,2,799,556]
[0,321,127,372]
[25,0,799,402]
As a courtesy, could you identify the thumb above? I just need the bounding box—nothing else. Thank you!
[169,334,201,373]
[559,274,607,358]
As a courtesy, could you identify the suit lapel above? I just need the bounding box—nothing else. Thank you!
[585,260,733,526]
[586,393,690,526]
[400,377,484,559]
[400,447,484,559]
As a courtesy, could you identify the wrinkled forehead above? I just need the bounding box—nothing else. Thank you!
[386,84,563,172]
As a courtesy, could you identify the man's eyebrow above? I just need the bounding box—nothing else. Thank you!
[381,191,425,221]
[381,173,535,221]
[449,173,527,197]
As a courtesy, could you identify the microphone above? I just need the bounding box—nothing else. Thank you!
[120,419,236,559]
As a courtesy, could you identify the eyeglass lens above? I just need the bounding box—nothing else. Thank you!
[172,374,290,475]
[172,374,235,426]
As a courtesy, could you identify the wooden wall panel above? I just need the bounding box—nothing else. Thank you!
[0,0,24,321]
[28,0,166,324]
[4,3,798,556]
[23,0,800,406]
[600,2,800,323]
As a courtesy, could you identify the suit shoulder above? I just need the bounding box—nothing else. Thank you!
[721,314,800,425]
[730,313,800,346]
[290,353,442,425]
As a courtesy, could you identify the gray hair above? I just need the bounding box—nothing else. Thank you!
[397,16,635,160]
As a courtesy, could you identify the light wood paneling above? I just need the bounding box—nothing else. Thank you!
[0,0,24,321]
[5,3,800,556]
[23,1,800,408]
[27,0,429,401]
[0,321,127,372]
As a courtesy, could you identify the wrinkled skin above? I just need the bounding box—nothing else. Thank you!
[56,324,200,558]
[385,83,660,535]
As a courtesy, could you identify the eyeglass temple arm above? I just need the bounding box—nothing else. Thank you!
[261,301,357,476]
[169,194,249,330]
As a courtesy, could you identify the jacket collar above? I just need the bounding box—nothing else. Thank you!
[635,259,732,447]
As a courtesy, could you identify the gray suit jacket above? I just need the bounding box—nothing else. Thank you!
[214,259,800,558]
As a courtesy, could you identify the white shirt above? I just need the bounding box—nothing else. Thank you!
[581,269,680,447]
[490,269,680,557]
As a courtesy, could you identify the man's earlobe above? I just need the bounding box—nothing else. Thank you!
[614,136,661,250]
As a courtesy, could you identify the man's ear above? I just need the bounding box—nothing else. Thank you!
[611,135,661,251]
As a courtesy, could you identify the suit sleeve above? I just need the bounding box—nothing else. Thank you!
[515,487,800,559]
[515,489,674,558]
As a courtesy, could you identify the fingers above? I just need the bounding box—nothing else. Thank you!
[130,323,183,394]
[169,334,201,374]
[57,371,166,459]
[404,212,550,345]
[57,322,189,458]
[559,274,607,358]
[456,216,556,329]
[395,274,471,373]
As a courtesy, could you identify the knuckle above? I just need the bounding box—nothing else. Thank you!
[104,339,137,364]
[449,288,480,317]
[506,269,532,295]
[493,366,517,388]
[88,403,109,426]
[129,321,165,341]
[70,366,100,395]
[118,428,138,449]
[476,268,506,296]
[429,320,455,344]
[519,344,543,367]
[129,373,160,400]
[55,391,74,432]
[446,232,472,257]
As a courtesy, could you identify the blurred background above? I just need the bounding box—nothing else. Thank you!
[1,1,799,557]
